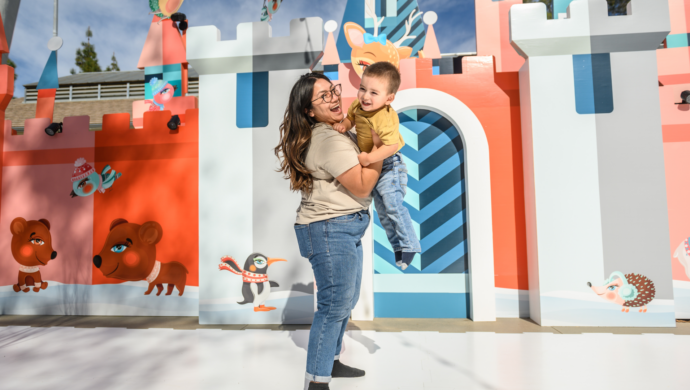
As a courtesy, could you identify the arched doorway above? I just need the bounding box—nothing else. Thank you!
[356,88,497,321]
[373,108,470,318]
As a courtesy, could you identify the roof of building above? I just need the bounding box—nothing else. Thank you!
[5,97,138,125]
[24,67,200,88]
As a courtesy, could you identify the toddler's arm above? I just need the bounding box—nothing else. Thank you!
[358,129,397,166]
[333,118,353,134]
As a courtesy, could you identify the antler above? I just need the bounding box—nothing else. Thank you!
[394,9,423,48]
[365,0,385,37]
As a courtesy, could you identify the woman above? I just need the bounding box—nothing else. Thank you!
[275,73,383,390]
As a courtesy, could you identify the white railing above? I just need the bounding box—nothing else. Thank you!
[25,80,199,103]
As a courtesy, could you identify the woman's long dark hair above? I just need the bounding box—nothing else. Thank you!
[275,73,332,196]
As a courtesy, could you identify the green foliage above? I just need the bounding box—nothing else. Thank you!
[73,26,101,73]
[523,0,553,19]
[608,0,631,15]
[105,53,120,72]
[6,57,16,80]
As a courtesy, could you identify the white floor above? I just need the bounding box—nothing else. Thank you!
[0,326,688,390]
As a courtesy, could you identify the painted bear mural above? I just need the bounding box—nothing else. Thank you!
[10,218,58,293]
[93,219,188,296]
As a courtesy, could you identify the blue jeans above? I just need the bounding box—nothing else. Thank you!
[373,153,421,264]
[294,211,369,383]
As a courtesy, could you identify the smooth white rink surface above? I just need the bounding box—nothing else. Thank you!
[0,326,688,390]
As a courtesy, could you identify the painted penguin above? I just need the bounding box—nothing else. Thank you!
[218,253,287,312]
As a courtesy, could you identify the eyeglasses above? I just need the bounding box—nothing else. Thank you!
[311,84,342,104]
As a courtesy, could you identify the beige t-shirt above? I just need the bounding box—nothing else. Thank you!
[295,122,372,225]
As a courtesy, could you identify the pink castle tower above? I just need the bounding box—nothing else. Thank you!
[475,0,524,72]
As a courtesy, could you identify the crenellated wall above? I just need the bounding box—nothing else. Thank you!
[512,0,675,326]
[187,18,324,325]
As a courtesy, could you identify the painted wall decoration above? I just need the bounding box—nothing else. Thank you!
[70,158,122,198]
[219,254,287,312]
[589,272,656,313]
[145,77,177,111]
[0,111,200,316]
[337,0,427,64]
[261,0,286,22]
[94,219,188,296]
[149,0,185,20]
[10,218,57,293]
[673,239,690,280]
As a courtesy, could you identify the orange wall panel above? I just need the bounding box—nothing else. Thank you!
[92,109,199,286]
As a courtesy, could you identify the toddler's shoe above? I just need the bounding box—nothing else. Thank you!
[395,260,403,268]
[400,263,408,271]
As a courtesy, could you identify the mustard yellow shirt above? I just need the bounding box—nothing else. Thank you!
[346,99,405,153]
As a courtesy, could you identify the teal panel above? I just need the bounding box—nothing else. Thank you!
[37,51,59,90]
[667,33,690,49]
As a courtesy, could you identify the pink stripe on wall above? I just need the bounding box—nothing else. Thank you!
[0,163,94,286]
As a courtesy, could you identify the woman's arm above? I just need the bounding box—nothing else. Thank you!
[337,144,383,198]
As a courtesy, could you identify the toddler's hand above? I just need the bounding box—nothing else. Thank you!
[333,123,348,133]
[358,152,371,167]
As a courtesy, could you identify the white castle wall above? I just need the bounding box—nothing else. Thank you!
[187,18,324,324]
[511,0,676,326]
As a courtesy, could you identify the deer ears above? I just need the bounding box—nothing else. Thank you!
[139,221,163,245]
[10,218,27,235]
[344,22,367,48]
[397,46,413,60]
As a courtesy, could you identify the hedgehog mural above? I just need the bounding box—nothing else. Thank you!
[588,272,656,313]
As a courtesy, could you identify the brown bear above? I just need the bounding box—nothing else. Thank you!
[10,217,58,293]
[93,219,188,296]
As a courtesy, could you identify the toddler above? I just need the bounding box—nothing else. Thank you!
[333,62,421,270]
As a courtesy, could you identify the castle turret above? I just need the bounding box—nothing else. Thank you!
[511,0,676,326]
[475,0,524,72]
[187,18,323,325]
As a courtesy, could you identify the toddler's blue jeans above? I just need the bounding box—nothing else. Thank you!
[294,211,369,383]
[373,153,421,265]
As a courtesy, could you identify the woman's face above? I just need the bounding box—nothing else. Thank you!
[308,79,343,126]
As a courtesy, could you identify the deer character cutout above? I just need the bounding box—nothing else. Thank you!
[344,0,422,77]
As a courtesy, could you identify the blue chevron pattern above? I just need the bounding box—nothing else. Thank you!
[373,109,468,276]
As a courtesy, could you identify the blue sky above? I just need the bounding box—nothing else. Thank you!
[8,0,476,97]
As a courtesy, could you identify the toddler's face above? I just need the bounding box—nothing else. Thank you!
[357,75,395,112]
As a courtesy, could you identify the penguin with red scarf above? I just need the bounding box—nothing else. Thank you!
[219,253,287,312]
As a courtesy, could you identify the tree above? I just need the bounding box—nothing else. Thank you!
[6,57,17,80]
[607,0,631,15]
[71,26,101,74]
[105,53,120,72]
